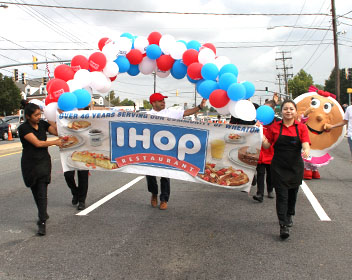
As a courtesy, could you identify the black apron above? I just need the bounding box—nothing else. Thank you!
[271,123,304,189]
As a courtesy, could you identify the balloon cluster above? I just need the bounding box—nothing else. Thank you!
[43,31,274,125]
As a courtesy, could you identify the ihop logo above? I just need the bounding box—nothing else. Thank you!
[110,121,208,173]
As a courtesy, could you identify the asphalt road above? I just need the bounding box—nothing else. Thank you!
[0,138,351,280]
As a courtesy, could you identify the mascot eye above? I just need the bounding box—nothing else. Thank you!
[311,98,320,108]
[323,103,332,113]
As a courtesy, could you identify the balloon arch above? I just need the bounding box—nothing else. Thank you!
[42,31,274,125]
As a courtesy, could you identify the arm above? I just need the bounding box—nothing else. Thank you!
[324,120,348,131]
[47,121,58,136]
[301,142,310,159]
[24,133,63,148]
[183,98,207,117]
[262,135,271,149]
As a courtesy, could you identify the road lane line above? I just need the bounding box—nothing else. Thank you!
[0,151,21,157]
[76,176,145,216]
[301,181,331,221]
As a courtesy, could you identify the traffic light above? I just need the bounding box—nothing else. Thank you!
[33,56,38,70]
[176,90,179,96]
[265,86,268,93]
[21,73,25,84]
[13,69,18,81]
[42,77,47,85]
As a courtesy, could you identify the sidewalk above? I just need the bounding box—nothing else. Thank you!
[0,136,58,154]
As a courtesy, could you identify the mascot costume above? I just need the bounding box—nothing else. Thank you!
[294,86,346,179]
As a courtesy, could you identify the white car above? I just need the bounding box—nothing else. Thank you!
[3,115,24,137]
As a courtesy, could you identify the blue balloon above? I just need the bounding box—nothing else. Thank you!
[146,44,162,59]
[171,60,187,79]
[114,56,130,73]
[219,64,238,78]
[120,32,134,40]
[73,89,91,109]
[197,80,219,99]
[219,73,237,91]
[256,105,275,125]
[241,81,255,99]
[227,83,246,101]
[127,64,140,76]
[195,79,205,93]
[58,92,77,111]
[187,75,198,84]
[177,40,187,46]
[187,40,201,51]
[201,63,219,80]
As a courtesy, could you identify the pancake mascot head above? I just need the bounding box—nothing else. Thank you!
[293,86,346,179]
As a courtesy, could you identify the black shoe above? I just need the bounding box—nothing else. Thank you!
[287,215,293,227]
[267,191,275,199]
[77,202,86,210]
[37,221,46,236]
[280,225,290,240]
[253,194,263,202]
[72,195,79,206]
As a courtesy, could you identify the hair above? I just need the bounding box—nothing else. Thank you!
[264,100,276,109]
[280,99,297,111]
[24,103,40,121]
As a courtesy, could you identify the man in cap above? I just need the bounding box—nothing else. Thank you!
[147,92,207,210]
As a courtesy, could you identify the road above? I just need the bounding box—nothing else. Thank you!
[0,138,351,280]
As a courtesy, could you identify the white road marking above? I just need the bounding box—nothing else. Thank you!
[301,181,331,221]
[76,176,145,216]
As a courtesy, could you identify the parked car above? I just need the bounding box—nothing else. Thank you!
[0,118,9,140]
[3,115,24,137]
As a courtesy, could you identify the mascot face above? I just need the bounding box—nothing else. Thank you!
[295,92,345,153]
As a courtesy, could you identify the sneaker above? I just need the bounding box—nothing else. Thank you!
[37,221,46,236]
[77,202,86,210]
[253,194,263,202]
[287,215,293,227]
[267,192,275,199]
[72,195,78,206]
[280,225,289,240]
[159,201,168,210]
[151,194,158,208]
[312,170,320,179]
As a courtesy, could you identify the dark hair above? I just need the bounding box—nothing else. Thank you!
[280,99,297,111]
[24,103,40,121]
[264,100,276,109]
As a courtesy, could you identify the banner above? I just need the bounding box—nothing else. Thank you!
[57,110,262,190]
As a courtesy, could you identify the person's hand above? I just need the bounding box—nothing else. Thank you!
[324,123,332,132]
[301,149,310,159]
[304,107,314,117]
[199,98,207,109]
[55,138,64,148]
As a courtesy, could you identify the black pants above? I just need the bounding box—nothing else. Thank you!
[275,185,299,226]
[256,163,273,196]
[146,175,170,202]
[30,179,48,222]
[64,170,89,203]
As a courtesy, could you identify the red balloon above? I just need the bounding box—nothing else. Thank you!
[46,78,55,93]
[110,75,117,81]
[202,43,216,54]
[156,55,175,71]
[187,62,203,80]
[126,49,143,65]
[54,64,75,82]
[148,31,162,45]
[98,37,112,51]
[47,78,70,101]
[182,49,199,66]
[71,55,89,72]
[45,94,56,105]
[209,89,230,108]
[88,52,107,72]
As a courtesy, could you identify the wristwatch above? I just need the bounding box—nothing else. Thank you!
[198,105,203,110]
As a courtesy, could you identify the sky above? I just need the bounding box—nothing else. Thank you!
[1,0,352,107]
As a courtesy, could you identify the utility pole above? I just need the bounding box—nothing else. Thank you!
[153,72,156,93]
[331,0,340,102]
[276,51,293,99]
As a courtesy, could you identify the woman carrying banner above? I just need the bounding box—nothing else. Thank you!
[262,100,310,240]
[18,103,63,236]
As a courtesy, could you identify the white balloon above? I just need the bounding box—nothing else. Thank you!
[156,69,170,78]
[97,76,112,93]
[227,100,238,117]
[67,79,82,92]
[159,34,176,55]
[134,36,149,54]
[90,71,109,91]
[44,102,58,122]
[216,102,231,115]
[103,61,119,77]
[74,69,92,88]
[170,41,187,60]
[198,48,216,65]
[102,42,119,61]
[214,56,231,70]
[117,37,132,56]
[139,57,156,75]
[29,99,45,110]
[230,100,256,121]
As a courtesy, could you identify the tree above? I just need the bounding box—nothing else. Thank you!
[288,69,314,100]
[104,91,120,106]
[120,98,134,106]
[143,100,152,109]
[0,74,22,116]
[324,68,350,105]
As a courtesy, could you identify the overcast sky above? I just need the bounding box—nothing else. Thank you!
[1,0,352,106]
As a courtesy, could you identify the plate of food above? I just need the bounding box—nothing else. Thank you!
[228,146,260,169]
[67,150,119,171]
[196,162,250,188]
[60,135,84,150]
[66,120,91,132]
[224,133,245,144]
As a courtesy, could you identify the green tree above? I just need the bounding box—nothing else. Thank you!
[104,91,120,106]
[120,98,134,106]
[0,74,22,116]
[143,100,152,109]
[324,68,350,104]
[288,69,314,100]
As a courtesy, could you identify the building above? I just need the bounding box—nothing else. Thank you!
[15,78,47,102]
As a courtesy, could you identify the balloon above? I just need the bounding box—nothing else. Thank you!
[67,79,82,92]
[201,63,218,80]
[156,69,170,78]
[47,79,70,101]
[156,55,175,71]
[110,75,117,82]
[73,89,91,109]
[170,41,187,60]
[256,105,275,125]
[120,32,134,40]
[114,56,130,73]
[227,100,238,117]
[187,40,201,51]
[58,92,78,111]
[209,89,230,108]
[46,78,55,93]
[126,49,143,65]
[134,36,149,53]
[45,94,56,106]
[214,56,231,70]
[89,52,107,72]
[219,64,239,78]
[171,60,187,79]
[117,37,132,56]
[90,71,110,91]
[219,73,237,91]
[96,76,112,93]
[148,31,162,45]
[98,37,112,51]
[182,49,199,66]
[197,80,218,99]
[216,103,230,115]
[127,64,140,76]
[74,69,92,88]
[44,102,58,122]
[202,43,216,54]
[227,83,246,101]
[241,81,256,99]
[186,75,198,84]
[159,34,176,55]
[139,56,156,75]
[187,62,203,80]
[29,99,45,110]
[54,64,75,82]
[146,44,162,59]
[71,55,89,72]
[198,48,216,65]
[230,100,256,121]
[103,61,119,77]
[102,43,119,61]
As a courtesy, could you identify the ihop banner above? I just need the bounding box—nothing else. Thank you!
[57,110,262,190]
